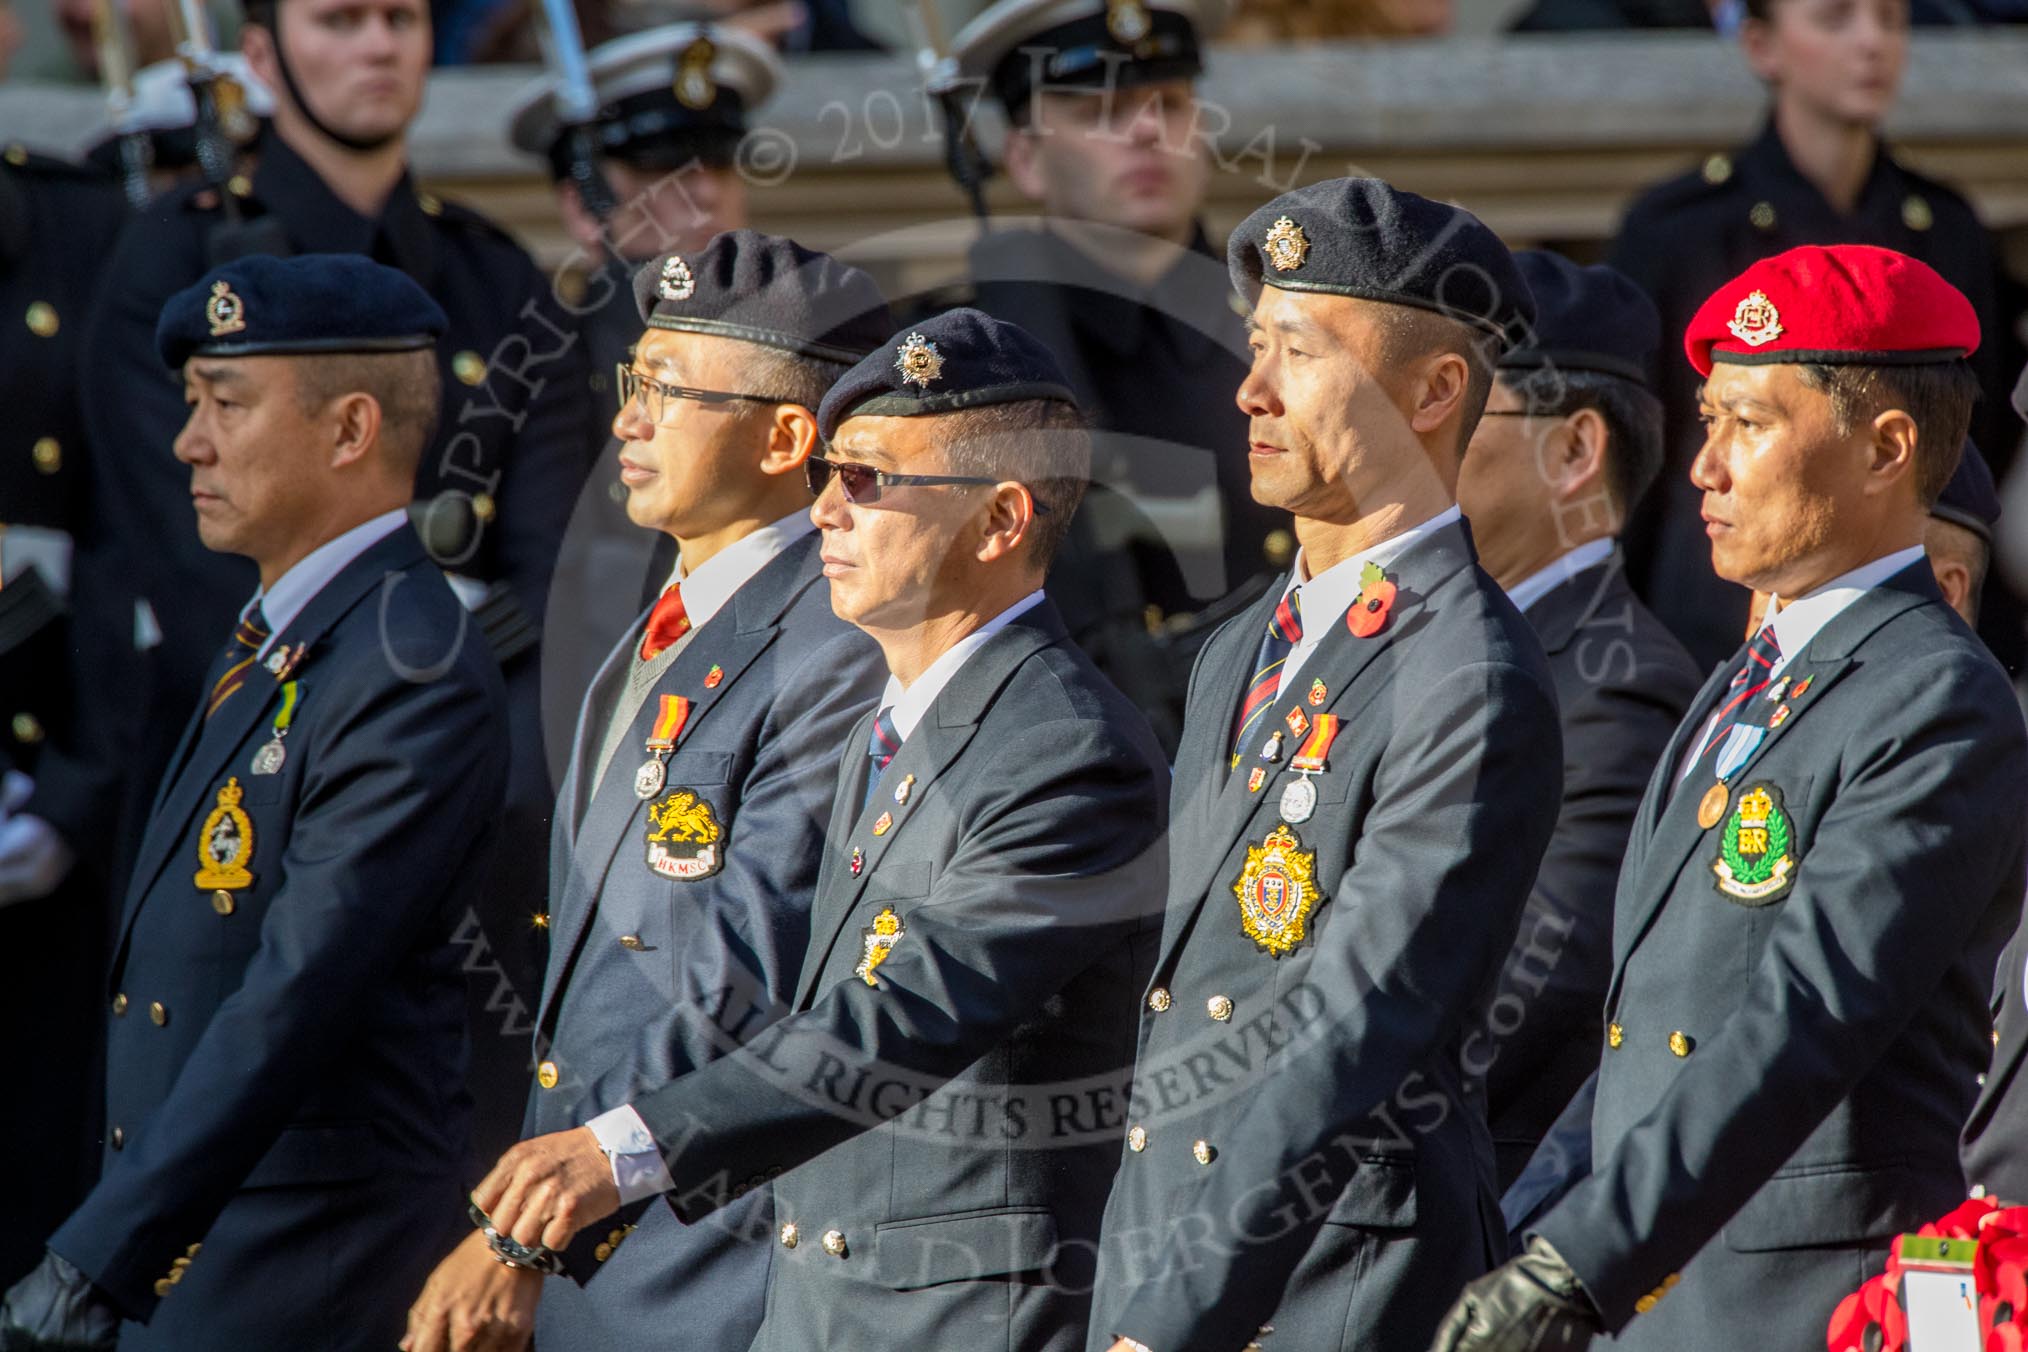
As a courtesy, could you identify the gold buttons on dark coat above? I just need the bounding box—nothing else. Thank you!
[32,437,60,474]
[1749,201,1777,231]
[537,1060,559,1089]
[25,302,57,337]
[1701,153,1733,185]
[453,351,487,386]
[11,712,43,744]
[1669,1031,1692,1058]
[1607,1022,1623,1049]
[779,1222,799,1249]
[1127,1125,1148,1153]
[1207,995,1234,1022]
[211,891,235,916]
[821,1229,847,1258]
[618,934,646,951]
[112,993,128,1017]
[149,1001,168,1026]
[1193,1140,1214,1165]
[472,491,497,522]
[110,1125,124,1150]
[1902,194,1934,231]
[1147,988,1171,1012]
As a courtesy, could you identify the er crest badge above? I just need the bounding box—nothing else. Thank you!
[1233,823,1319,956]
[643,788,723,880]
[1712,782,1798,905]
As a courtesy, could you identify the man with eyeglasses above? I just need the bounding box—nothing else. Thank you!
[449,307,1169,1352]
[403,231,891,1352]
[1453,251,1702,1196]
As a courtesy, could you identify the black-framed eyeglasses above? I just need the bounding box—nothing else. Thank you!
[616,364,793,423]
[805,454,1051,514]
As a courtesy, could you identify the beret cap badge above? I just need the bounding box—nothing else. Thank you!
[673,37,717,112]
[1263,216,1310,273]
[1726,290,1784,348]
[206,281,248,338]
[658,255,696,302]
[1106,0,1152,42]
[893,331,945,389]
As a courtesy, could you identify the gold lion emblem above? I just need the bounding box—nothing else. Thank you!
[1726,289,1784,348]
[643,789,723,880]
[1263,216,1310,273]
[1232,823,1318,956]
[893,332,943,389]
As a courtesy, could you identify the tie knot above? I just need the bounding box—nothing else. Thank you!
[1748,623,1781,664]
[639,584,692,663]
[867,708,902,770]
[1271,589,1303,644]
[234,603,270,650]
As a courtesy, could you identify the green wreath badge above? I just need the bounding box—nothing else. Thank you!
[1711,781,1799,905]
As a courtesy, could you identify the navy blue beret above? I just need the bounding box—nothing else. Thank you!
[633,230,893,364]
[156,253,447,369]
[1228,178,1535,348]
[816,308,1077,441]
[1500,251,1658,386]
[1933,437,1999,543]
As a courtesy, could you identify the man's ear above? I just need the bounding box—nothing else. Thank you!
[1930,551,1974,620]
[1866,408,1920,499]
[973,483,1038,566]
[328,392,382,470]
[1408,350,1472,439]
[759,403,820,476]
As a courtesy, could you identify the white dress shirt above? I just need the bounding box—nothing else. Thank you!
[881,590,1047,743]
[1504,537,1616,615]
[1275,504,1460,694]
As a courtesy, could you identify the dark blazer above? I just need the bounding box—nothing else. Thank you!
[598,599,1167,1352]
[1532,563,2028,1347]
[43,525,507,1351]
[1471,554,1701,1191]
[529,530,885,1351]
[1088,518,1564,1352]
[1964,910,2028,1202]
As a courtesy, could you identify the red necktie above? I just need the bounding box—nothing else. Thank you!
[639,584,691,662]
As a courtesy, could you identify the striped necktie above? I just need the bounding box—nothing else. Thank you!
[1681,624,1784,783]
[1232,588,1302,766]
[206,604,271,720]
[864,706,901,807]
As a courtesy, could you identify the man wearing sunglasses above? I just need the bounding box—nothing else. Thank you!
[457,308,1169,1352]
[404,231,892,1352]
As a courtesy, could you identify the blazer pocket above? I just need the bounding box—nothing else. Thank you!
[242,1122,380,1190]
[872,1206,1061,1290]
[1319,1153,1419,1231]
[858,862,933,906]
[1722,1160,1949,1251]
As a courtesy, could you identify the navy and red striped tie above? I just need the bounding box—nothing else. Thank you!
[864,706,902,805]
[1232,589,1302,767]
[1681,624,1783,781]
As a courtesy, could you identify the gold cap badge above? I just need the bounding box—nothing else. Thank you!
[205,281,247,338]
[894,331,943,389]
[658,255,696,302]
[1263,216,1310,273]
[1726,289,1783,348]
[1106,0,1151,41]
[674,37,718,111]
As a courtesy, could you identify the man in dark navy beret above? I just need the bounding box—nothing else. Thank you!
[408,230,892,1352]
[1926,437,2001,628]
[1455,251,1702,1195]
[1437,245,2026,1352]
[458,305,1168,1352]
[1084,176,1564,1352]
[0,254,508,1352]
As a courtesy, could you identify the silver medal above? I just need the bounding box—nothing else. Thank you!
[250,738,286,776]
[1260,730,1284,763]
[1279,775,1317,824]
[634,757,667,799]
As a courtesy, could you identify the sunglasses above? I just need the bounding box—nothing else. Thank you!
[616,364,794,423]
[806,455,1051,513]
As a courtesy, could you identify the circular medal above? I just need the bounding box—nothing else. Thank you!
[634,757,667,799]
[1279,776,1317,824]
[250,738,286,776]
[1697,781,1729,830]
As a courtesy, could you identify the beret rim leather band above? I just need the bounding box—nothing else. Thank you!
[174,333,440,365]
[838,380,1080,423]
[1708,345,1969,368]
[1931,502,1994,542]
[1244,276,1517,345]
[1498,348,1650,385]
[643,313,877,365]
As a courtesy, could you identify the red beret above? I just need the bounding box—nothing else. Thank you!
[1684,244,1979,378]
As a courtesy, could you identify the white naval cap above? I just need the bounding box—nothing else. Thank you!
[507,22,782,176]
[949,0,1231,112]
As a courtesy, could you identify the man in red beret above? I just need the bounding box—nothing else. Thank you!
[1432,243,2028,1352]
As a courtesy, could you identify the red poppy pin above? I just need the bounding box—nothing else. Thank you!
[1346,562,1396,638]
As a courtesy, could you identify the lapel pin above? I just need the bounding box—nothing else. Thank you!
[1307,678,1327,707]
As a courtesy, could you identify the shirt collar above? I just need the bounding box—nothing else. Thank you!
[247,508,408,658]
[1763,544,1927,669]
[1505,537,1616,614]
[1282,504,1462,621]
[881,590,1047,741]
[660,509,815,632]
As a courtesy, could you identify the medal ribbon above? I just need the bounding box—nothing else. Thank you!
[1290,714,1340,772]
[647,695,691,751]
[270,681,300,738]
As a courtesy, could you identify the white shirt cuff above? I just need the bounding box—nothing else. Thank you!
[584,1104,676,1205]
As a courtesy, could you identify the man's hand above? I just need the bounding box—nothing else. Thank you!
[0,1250,120,1350]
[1428,1237,1600,1352]
[399,1230,541,1352]
[0,811,75,907]
[470,1127,620,1254]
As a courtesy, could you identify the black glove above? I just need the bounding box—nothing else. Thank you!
[1428,1236,1601,1352]
[0,1251,120,1351]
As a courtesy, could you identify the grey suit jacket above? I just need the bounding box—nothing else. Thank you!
[1471,554,1701,1192]
[1088,517,1564,1352]
[527,531,885,1351]
[621,598,1169,1352]
[1534,563,2028,1346]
